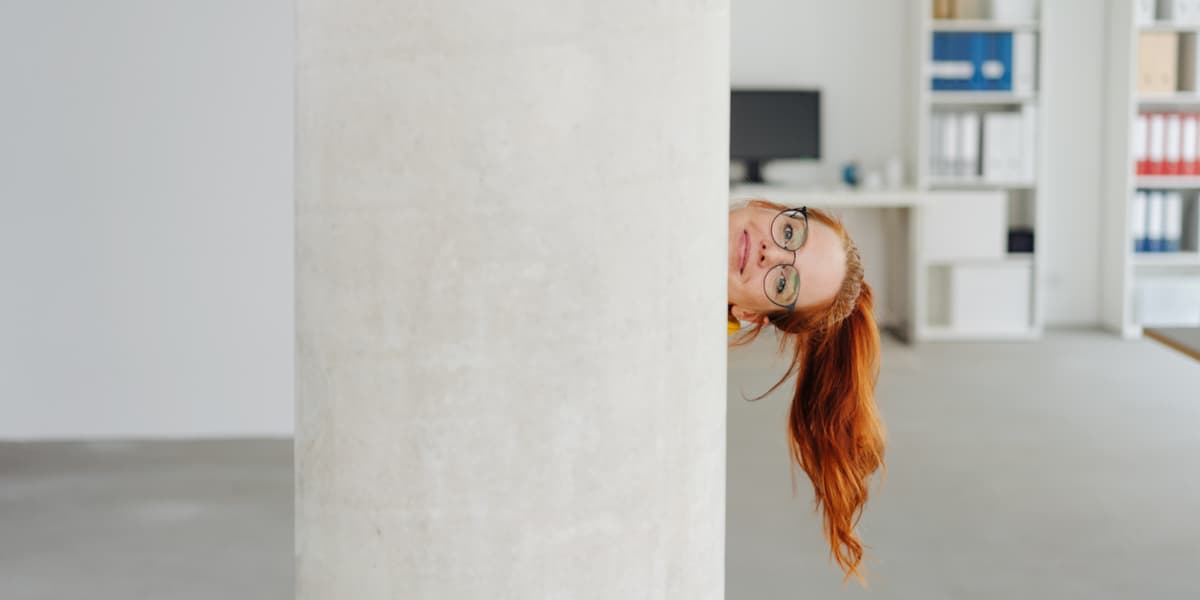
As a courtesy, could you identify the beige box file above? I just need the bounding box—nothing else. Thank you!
[1139,32,1179,93]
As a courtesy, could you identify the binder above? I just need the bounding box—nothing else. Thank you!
[1164,191,1184,252]
[1179,33,1200,91]
[1012,31,1037,94]
[964,33,984,90]
[1135,0,1156,25]
[989,0,1038,21]
[1193,113,1200,174]
[1158,0,1200,25]
[932,33,976,91]
[1148,113,1167,175]
[932,33,948,91]
[943,112,962,176]
[1133,191,1149,252]
[1020,105,1037,181]
[934,0,957,19]
[960,112,981,176]
[1147,191,1167,252]
[1182,114,1198,175]
[1135,114,1150,175]
[1165,113,1183,175]
[983,111,1023,182]
[1138,33,1179,93]
[930,113,943,176]
[981,33,1012,91]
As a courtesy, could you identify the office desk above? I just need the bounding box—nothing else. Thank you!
[1145,327,1200,362]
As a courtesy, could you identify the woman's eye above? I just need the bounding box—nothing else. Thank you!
[775,276,787,294]
[783,224,793,241]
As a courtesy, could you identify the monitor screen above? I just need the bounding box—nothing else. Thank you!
[730,89,821,161]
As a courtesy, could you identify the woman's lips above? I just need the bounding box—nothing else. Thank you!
[739,230,749,274]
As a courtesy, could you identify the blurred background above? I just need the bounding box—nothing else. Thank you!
[3,0,1199,598]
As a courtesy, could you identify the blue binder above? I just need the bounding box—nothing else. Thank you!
[932,33,977,90]
[933,32,1015,92]
[982,33,1014,91]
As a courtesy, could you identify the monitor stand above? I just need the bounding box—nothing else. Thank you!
[741,159,766,184]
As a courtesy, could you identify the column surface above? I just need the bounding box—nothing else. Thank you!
[296,2,729,597]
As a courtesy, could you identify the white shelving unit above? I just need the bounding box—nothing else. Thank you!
[907,0,1048,342]
[1102,1,1200,337]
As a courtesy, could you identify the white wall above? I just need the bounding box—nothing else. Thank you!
[1041,0,1105,325]
[732,0,1107,327]
[0,1,294,439]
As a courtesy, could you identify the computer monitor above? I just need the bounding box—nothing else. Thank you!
[730,89,821,183]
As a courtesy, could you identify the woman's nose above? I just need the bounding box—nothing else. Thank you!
[759,240,794,267]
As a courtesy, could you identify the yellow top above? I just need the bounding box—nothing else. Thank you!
[728,315,741,335]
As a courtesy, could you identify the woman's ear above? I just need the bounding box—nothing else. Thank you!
[730,305,772,326]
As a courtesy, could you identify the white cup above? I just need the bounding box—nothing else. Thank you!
[884,157,905,188]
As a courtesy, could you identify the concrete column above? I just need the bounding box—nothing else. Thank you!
[295,2,728,598]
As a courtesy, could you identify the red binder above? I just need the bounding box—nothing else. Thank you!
[1137,113,1150,175]
[1148,112,1165,175]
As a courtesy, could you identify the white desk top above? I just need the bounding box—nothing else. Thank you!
[729,183,933,208]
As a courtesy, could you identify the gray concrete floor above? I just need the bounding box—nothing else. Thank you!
[0,439,292,600]
[728,328,1200,599]
[2,329,1198,599]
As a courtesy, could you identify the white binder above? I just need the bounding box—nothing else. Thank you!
[1166,113,1183,172]
[930,113,944,176]
[1164,191,1184,251]
[1012,32,1037,94]
[1020,105,1038,181]
[1147,191,1167,251]
[1149,113,1167,172]
[1182,115,1197,172]
[1134,114,1149,168]
[983,112,1023,182]
[960,112,980,177]
[1132,191,1148,251]
[943,112,961,179]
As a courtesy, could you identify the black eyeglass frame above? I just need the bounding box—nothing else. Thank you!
[763,206,809,315]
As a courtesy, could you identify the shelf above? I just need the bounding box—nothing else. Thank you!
[929,19,1039,32]
[1133,252,1200,267]
[1139,22,1200,33]
[927,91,1037,105]
[1137,93,1200,106]
[1135,176,1200,189]
[728,184,932,208]
[928,177,1036,190]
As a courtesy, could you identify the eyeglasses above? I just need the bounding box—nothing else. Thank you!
[764,207,809,313]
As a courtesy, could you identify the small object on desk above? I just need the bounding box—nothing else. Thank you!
[841,162,860,187]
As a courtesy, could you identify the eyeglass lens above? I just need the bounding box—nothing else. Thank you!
[763,209,808,308]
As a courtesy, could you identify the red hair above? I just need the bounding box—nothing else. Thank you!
[730,200,886,585]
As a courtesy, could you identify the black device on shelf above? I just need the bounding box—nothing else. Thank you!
[730,89,821,184]
[1008,227,1035,253]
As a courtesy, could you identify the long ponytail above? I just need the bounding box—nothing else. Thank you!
[786,283,884,584]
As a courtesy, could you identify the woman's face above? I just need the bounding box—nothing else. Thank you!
[728,205,848,325]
